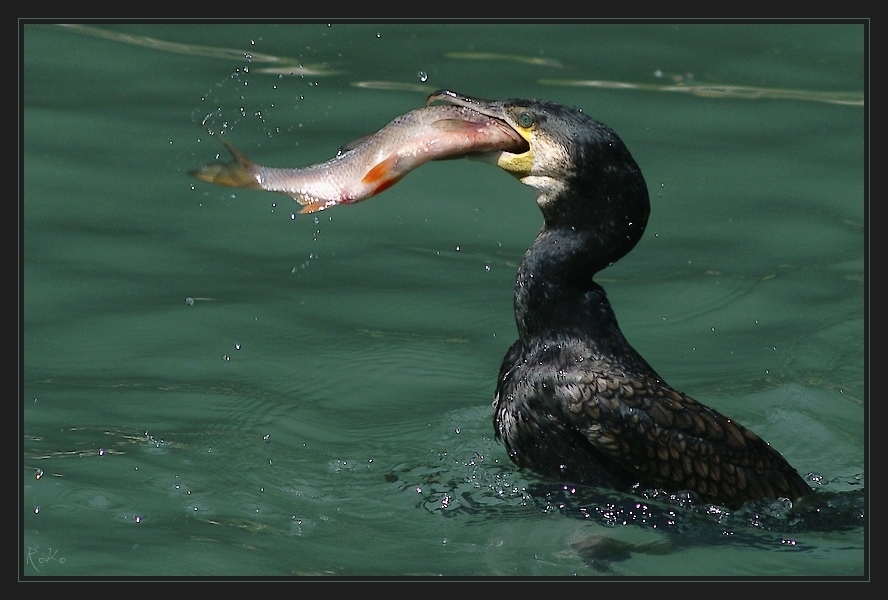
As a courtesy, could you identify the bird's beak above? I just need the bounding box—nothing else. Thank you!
[426,90,532,176]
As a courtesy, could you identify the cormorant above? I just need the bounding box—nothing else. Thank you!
[427,90,813,510]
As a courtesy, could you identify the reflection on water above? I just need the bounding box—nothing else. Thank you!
[56,23,864,106]
[542,77,864,105]
[386,428,864,574]
[58,23,335,75]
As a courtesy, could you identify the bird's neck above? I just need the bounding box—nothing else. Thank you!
[513,225,631,353]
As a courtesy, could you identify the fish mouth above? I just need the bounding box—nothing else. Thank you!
[426,89,532,172]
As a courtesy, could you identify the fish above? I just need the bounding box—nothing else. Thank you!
[190,103,528,213]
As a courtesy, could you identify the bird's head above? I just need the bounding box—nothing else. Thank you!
[427,89,650,259]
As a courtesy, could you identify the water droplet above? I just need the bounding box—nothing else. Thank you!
[35,468,43,480]
[417,71,428,82]
[185,297,195,306]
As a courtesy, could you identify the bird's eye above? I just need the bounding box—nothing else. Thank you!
[517,111,534,129]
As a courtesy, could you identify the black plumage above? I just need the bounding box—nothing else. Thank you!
[428,90,813,509]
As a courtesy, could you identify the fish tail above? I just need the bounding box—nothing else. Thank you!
[189,138,262,189]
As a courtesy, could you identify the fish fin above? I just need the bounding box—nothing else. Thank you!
[361,154,404,194]
[299,154,403,214]
[298,199,335,214]
[189,138,262,189]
